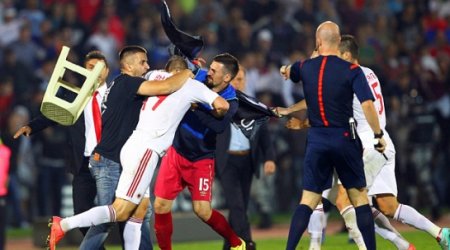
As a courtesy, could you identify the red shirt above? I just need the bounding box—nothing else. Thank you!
[76,0,102,25]
[0,143,11,196]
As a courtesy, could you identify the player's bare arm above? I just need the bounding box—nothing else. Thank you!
[210,96,229,117]
[13,126,32,138]
[361,100,386,152]
[276,99,307,116]
[285,117,310,130]
[279,64,291,80]
[137,69,193,96]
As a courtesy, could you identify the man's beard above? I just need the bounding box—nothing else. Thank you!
[206,79,214,88]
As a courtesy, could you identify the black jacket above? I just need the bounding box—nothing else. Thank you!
[29,113,86,175]
[215,122,275,178]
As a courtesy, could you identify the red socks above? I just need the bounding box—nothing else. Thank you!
[205,209,241,247]
[155,212,173,250]
[155,210,241,248]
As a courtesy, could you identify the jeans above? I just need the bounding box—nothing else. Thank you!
[80,154,121,250]
[80,154,153,250]
[72,159,97,236]
[140,203,153,250]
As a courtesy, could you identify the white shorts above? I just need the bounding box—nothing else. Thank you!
[359,130,397,197]
[367,149,397,196]
[322,146,397,203]
[363,148,387,189]
[117,132,159,204]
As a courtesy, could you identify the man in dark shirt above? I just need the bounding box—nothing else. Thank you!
[215,65,276,250]
[46,45,193,250]
[280,21,386,250]
[152,53,246,250]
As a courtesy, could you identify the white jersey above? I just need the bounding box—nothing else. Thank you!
[355,66,396,195]
[117,70,218,204]
[353,66,386,134]
[322,66,398,200]
[135,70,219,155]
[353,66,395,153]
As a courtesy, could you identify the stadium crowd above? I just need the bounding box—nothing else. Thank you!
[0,0,449,231]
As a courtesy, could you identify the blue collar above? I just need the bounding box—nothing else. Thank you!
[219,84,237,101]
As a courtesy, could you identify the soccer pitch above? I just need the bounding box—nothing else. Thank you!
[96,231,438,250]
[7,226,441,249]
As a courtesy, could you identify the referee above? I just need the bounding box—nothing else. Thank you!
[280,21,386,250]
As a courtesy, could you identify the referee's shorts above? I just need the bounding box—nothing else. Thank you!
[303,127,366,193]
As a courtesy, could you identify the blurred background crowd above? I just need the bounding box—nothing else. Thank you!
[0,0,449,231]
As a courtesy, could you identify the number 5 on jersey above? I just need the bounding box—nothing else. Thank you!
[371,81,384,115]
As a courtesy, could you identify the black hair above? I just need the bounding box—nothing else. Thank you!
[118,45,147,61]
[339,34,359,59]
[84,50,108,67]
[212,53,239,81]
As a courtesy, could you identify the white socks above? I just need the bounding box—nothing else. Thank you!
[308,204,325,250]
[375,224,410,250]
[124,217,143,250]
[372,207,402,237]
[61,205,116,232]
[394,204,441,238]
[372,206,410,249]
[341,206,366,250]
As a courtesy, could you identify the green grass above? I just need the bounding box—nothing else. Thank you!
[6,230,439,250]
[6,227,32,239]
[7,213,442,249]
[54,231,437,250]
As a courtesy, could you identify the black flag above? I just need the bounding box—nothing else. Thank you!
[160,1,203,60]
[233,90,278,139]
[160,2,279,139]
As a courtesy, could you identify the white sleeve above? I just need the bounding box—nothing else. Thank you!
[282,80,295,106]
[184,79,219,106]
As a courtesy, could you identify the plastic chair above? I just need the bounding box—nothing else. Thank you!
[40,46,105,125]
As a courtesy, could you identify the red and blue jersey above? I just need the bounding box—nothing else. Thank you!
[290,55,374,128]
[172,84,238,161]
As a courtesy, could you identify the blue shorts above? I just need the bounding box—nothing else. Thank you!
[303,127,366,193]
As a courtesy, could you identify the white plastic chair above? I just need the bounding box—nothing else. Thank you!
[40,46,105,125]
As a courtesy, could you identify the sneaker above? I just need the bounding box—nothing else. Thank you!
[308,242,321,250]
[407,244,416,250]
[46,216,65,250]
[230,238,246,250]
[438,228,450,250]
[246,241,256,250]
